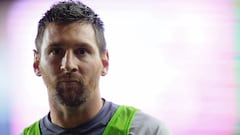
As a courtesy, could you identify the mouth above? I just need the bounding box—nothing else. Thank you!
[61,80,77,82]
[58,79,79,83]
[57,80,80,87]
[56,80,82,92]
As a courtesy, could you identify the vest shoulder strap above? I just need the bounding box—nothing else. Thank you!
[102,105,138,135]
[22,120,41,135]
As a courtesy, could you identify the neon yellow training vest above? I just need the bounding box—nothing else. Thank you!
[22,106,138,135]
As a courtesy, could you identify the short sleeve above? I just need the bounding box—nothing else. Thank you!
[129,111,171,135]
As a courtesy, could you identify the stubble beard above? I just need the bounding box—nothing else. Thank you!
[55,80,88,108]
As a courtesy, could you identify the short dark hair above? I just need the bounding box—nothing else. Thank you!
[35,0,106,54]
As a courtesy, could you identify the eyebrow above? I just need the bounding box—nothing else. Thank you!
[47,42,62,47]
[47,41,95,51]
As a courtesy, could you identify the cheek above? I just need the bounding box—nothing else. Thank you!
[85,66,101,90]
[81,61,102,82]
[39,62,59,87]
[41,57,61,74]
[86,60,102,74]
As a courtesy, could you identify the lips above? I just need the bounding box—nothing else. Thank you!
[60,80,78,82]
[58,80,79,85]
[57,80,81,91]
[58,73,81,83]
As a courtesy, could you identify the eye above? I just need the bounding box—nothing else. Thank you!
[75,48,88,56]
[49,48,64,56]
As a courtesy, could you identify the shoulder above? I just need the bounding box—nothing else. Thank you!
[130,111,171,135]
[21,120,41,135]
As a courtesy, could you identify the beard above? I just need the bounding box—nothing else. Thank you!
[55,79,88,107]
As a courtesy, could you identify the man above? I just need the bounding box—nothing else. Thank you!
[22,1,170,134]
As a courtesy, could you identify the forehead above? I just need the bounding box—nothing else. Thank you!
[42,22,97,49]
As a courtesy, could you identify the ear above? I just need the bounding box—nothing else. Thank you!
[33,50,41,76]
[101,50,109,76]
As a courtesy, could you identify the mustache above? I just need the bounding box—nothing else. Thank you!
[57,72,83,82]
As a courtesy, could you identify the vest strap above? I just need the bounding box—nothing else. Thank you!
[102,105,138,135]
[22,120,41,135]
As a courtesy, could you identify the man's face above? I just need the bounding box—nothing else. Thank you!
[34,22,109,107]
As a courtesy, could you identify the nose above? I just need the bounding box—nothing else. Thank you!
[60,50,78,73]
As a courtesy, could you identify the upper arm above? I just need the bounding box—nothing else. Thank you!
[129,111,171,135]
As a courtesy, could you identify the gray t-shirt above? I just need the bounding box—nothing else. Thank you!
[39,100,170,135]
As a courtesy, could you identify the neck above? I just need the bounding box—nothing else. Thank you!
[49,97,103,128]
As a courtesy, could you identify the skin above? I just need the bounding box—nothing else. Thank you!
[33,22,109,128]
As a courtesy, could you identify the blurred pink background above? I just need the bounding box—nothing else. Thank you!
[0,0,238,134]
